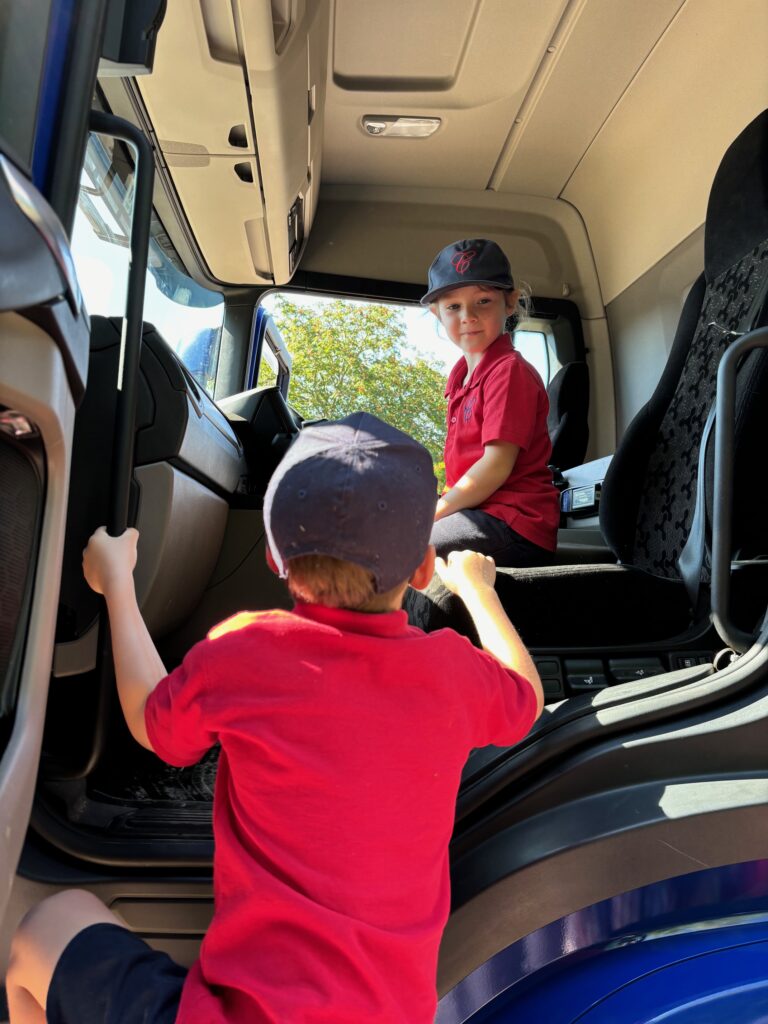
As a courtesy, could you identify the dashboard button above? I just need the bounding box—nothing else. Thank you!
[568,672,609,692]
[608,657,665,683]
[535,658,560,677]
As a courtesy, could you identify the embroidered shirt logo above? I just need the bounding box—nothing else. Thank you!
[451,250,477,275]
[463,395,476,422]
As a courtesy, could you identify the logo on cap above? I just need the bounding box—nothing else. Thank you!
[451,249,477,274]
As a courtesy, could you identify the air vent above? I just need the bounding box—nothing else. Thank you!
[234,161,254,183]
[228,124,248,148]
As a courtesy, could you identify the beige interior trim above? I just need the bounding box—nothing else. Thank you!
[160,155,271,282]
[126,0,766,306]
[158,508,291,669]
[0,314,76,928]
[496,0,686,197]
[133,463,229,638]
[137,1,251,156]
[1,875,212,978]
[607,225,705,435]
[134,0,331,285]
[301,184,605,318]
[53,620,99,677]
[323,0,569,189]
[580,317,615,458]
[488,0,590,189]
[563,0,768,303]
[235,0,331,283]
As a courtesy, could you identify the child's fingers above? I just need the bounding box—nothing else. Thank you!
[434,556,448,576]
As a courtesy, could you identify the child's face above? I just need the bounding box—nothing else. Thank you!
[432,285,516,358]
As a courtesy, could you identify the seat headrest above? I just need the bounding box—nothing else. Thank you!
[705,108,768,281]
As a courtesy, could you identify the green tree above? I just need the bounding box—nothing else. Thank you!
[268,297,448,489]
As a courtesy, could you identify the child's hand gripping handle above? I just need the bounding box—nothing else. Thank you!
[82,526,139,600]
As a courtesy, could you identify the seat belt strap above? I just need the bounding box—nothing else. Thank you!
[677,403,716,608]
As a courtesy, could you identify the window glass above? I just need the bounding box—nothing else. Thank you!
[256,348,278,390]
[261,292,565,489]
[261,292,448,487]
[514,327,562,387]
[70,132,225,394]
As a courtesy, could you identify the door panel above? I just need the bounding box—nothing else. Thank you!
[0,171,89,924]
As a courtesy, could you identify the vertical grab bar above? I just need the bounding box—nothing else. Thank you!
[66,112,155,780]
[88,110,154,536]
[711,325,768,652]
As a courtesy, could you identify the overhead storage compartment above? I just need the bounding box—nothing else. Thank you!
[136,0,330,286]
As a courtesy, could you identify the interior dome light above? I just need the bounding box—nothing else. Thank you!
[361,116,441,138]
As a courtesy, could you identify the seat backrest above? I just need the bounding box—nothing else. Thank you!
[600,108,768,581]
[546,361,589,470]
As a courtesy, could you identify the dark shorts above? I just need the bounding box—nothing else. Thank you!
[47,923,187,1024]
[430,508,556,568]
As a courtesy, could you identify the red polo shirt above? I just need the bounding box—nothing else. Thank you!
[444,333,559,550]
[144,603,537,1023]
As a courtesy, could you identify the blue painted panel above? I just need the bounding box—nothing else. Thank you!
[246,306,269,389]
[32,0,77,189]
[438,861,768,1023]
[581,942,768,1023]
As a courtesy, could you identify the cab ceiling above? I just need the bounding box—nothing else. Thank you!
[323,0,672,195]
[124,0,768,306]
[316,0,768,303]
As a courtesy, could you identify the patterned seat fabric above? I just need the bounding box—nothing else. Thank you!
[601,108,768,586]
[632,239,768,578]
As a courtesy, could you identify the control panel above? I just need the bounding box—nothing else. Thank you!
[534,652,713,701]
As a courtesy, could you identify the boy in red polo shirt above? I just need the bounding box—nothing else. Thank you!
[7,413,543,1024]
[423,238,560,567]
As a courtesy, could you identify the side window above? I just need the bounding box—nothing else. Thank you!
[260,292,449,487]
[514,327,562,387]
[70,132,225,394]
[256,349,278,390]
[258,292,580,489]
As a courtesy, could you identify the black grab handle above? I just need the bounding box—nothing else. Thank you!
[89,111,155,536]
[711,325,768,652]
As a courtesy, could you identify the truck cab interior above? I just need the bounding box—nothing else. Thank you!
[1,0,767,1016]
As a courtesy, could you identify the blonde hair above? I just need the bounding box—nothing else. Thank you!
[506,280,533,332]
[285,554,406,612]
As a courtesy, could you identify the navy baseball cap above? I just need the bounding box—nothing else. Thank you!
[264,412,438,592]
[421,238,515,304]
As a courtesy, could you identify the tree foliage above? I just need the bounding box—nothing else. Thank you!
[267,297,448,488]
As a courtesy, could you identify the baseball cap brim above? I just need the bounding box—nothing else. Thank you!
[420,278,514,305]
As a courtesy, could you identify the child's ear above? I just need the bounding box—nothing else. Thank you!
[505,288,521,315]
[265,547,279,575]
[410,545,436,590]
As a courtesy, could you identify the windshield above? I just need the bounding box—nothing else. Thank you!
[70,131,225,394]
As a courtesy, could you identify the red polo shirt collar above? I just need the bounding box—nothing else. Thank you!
[445,333,514,396]
[293,602,409,637]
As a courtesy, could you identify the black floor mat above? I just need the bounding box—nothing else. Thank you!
[88,745,219,805]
